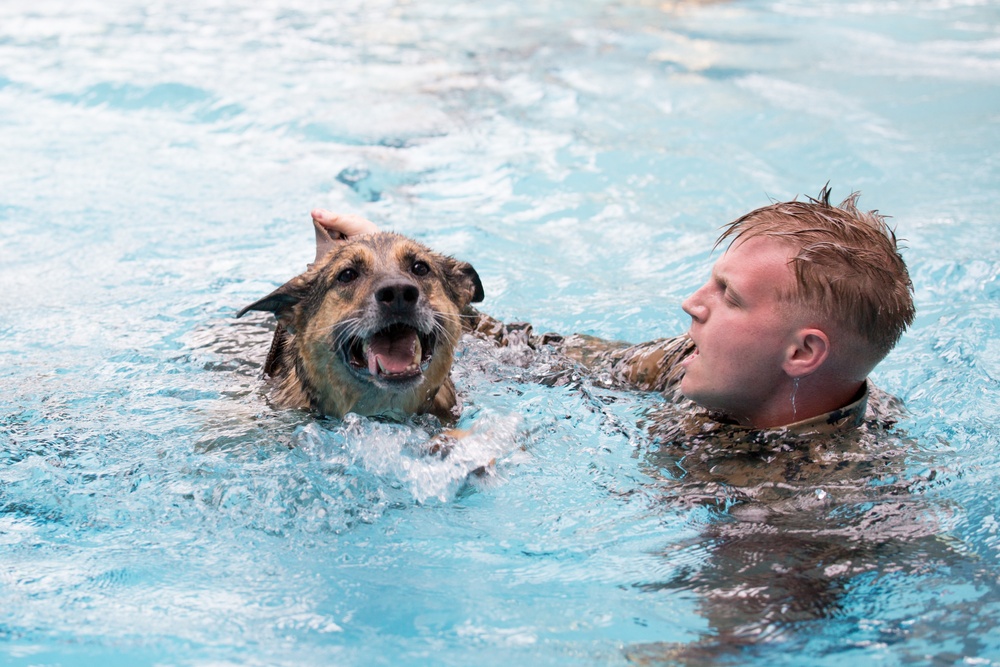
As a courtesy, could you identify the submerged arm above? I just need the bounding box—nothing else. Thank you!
[461,306,691,394]
[563,332,693,393]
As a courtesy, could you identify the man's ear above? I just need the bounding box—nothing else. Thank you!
[236,273,314,333]
[444,258,485,306]
[783,328,830,378]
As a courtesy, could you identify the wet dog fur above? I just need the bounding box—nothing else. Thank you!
[238,223,483,422]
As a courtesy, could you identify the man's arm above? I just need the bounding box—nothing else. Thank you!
[561,333,693,393]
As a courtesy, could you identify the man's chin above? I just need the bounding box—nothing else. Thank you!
[679,377,721,413]
[679,376,702,404]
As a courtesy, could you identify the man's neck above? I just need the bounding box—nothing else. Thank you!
[739,379,866,430]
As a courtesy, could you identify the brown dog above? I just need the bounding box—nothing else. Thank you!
[238,222,484,422]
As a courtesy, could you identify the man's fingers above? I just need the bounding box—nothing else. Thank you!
[310,209,380,239]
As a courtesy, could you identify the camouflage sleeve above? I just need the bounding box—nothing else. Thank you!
[460,307,564,348]
[561,333,693,393]
[460,307,692,394]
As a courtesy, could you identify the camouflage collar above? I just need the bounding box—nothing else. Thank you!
[649,382,874,455]
[765,382,869,436]
[703,382,869,440]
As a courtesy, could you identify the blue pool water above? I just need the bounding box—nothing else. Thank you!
[2,0,999,665]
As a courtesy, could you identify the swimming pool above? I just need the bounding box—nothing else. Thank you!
[1,0,998,664]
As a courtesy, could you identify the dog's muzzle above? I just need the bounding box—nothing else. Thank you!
[343,323,436,385]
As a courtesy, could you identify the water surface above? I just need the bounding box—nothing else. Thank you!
[1,1,999,665]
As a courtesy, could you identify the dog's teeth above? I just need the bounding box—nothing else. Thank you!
[412,337,422,365]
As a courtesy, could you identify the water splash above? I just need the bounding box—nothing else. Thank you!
[293,411,524,504]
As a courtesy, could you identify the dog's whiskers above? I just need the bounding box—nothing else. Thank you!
[434,312,461,345]
[327,316,367,351]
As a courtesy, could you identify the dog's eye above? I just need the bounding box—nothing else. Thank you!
[337,268,359,284]
[411,261,430,277]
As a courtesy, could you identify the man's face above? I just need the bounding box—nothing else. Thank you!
[679,235,803,423]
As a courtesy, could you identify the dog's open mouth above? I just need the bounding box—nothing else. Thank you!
[345,323,435,383]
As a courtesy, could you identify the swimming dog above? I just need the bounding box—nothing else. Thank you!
[238,223,484,422]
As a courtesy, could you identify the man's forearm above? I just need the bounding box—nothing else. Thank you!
[461,307,691,394]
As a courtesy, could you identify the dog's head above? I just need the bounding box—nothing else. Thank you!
[238,224,484,419]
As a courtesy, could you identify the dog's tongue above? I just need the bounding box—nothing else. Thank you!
[366,328,420,376]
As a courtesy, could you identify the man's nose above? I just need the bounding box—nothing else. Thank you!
[682,287,708,323]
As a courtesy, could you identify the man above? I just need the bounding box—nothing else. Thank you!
[312,185,915,438]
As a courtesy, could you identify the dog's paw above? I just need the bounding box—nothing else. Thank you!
[425,428,497,478]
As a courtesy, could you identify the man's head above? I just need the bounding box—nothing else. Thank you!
[680,186,914,427]
[717,185,915,370]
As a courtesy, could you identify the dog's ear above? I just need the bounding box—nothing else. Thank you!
[444,258,485,306]
[312,219,341,265]
[236,274,314,333]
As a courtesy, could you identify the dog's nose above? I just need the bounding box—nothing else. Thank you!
[375,281,420,312]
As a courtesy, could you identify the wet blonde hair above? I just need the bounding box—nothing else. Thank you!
[716,185,915,365]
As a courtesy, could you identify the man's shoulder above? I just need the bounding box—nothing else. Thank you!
[864,381,907,429]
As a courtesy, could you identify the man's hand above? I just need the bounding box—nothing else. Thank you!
[310,209,380,240]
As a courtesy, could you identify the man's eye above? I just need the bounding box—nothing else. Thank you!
[412,261,430,277]
[337,268,359,284]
